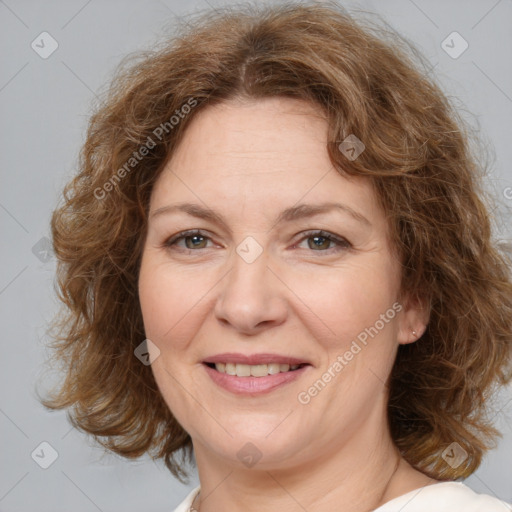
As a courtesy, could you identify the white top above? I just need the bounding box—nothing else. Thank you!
[172,482,512,512]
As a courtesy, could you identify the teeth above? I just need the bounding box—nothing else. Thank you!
[214,362,302,377]
[236,364,251,377]
[250,364,268,377]
[268,363,281,375]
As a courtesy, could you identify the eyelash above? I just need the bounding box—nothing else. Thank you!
[163,229,351,255]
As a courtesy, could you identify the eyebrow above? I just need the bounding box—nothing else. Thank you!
[149,201,371,228]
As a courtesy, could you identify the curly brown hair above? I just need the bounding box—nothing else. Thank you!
[38,0,512,484]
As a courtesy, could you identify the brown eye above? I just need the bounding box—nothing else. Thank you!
[164,230,213,251]
[183,234,208,249]
[296,230,351,253]
[307,235,332,250]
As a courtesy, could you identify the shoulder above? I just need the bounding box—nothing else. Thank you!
[375,482,512,512]
[173,483,511,512]
[172,486,200,512]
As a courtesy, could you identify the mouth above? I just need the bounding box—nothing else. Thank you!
[203,361,309,377]
[201,354,312,395]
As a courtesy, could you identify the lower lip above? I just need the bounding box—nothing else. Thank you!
[203,364,310,395]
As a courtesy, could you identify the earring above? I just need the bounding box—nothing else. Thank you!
[412,330,417,336]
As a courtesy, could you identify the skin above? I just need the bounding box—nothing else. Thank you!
[138,96,436,512]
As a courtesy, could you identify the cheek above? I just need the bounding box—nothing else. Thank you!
[138,258,185,342]
[138,255,215,354]
[138,258,206,409]
[292,259,399,348]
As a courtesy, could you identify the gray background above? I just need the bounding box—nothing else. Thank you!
[1,0,511,510]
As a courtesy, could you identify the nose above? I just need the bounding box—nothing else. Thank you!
[213,245,288,335]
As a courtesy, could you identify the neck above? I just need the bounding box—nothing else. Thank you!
[191,402,414,512]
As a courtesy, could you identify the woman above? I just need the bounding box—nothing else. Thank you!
[40,2,512,511]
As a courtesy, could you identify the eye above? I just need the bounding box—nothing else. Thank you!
[163,229,213,251]
[162,229,352,254]
[294,230,351,253]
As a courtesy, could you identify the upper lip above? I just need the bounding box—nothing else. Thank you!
[203,353,311,366]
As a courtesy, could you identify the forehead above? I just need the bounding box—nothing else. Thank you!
[169,96,329,173]
[150,97,383,229]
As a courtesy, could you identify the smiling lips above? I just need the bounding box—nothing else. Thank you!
[203,352,310,376]
[202,352,312,394]
[210,362,303,377]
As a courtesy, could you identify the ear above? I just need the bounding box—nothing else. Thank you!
[396,291,430,345]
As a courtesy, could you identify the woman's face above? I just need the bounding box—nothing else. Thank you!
[138,97,424,471]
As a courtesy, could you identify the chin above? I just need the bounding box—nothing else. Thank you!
[215,427,310,467]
